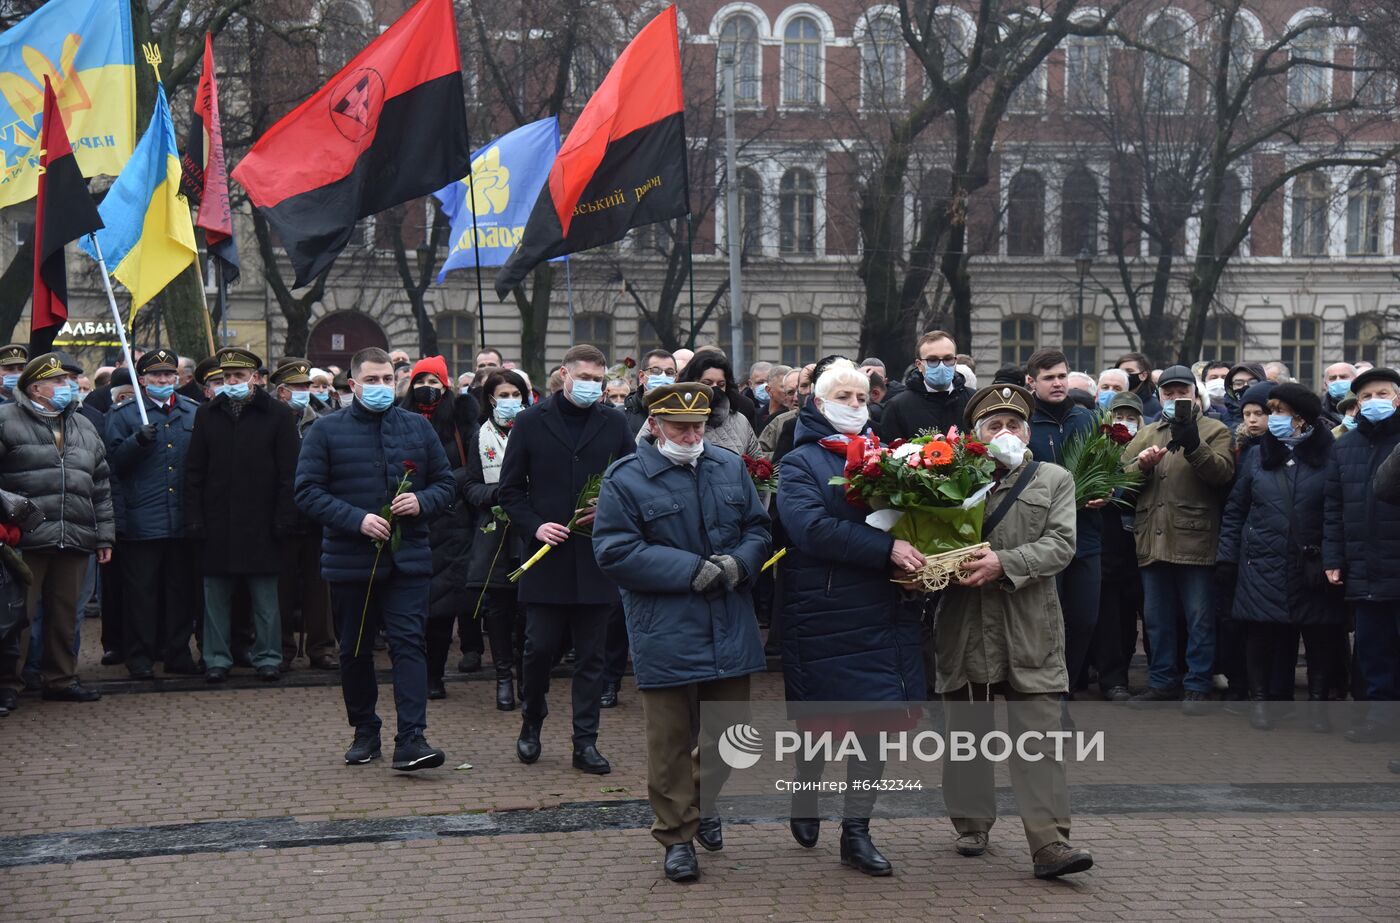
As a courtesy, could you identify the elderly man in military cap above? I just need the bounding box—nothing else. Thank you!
[592,382,771,883]
[193,355,224,402]
[270,357,336,671]
[184,347,301,683]
[105,349,204,679]
[0,344,28,405]
[934,383,1092,879]
[0,353,114,704]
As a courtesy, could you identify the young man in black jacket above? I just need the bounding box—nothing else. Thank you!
[876,330,971,443]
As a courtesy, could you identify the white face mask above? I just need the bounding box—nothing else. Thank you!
[1205,378,1226,400]
[656,433,704,466]
[987,432,1028,469]
[820,399,870,435]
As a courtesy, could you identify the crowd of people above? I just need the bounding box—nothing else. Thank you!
[0,329,1396,883]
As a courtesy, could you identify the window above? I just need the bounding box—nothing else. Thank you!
[1215,171,1243,255]
[743,314,758,365]
[1062,315,1099,373]
[1000,315,1038,367]
[783,16,823,106]
[1346,170,1384,256]
[912,168,953,250]
[933,14,967,84]
[436,312,477,378]
[779,168,817,255]
[1288,23,1331,107]
[1009,61,1046,113]
[571,42,613,100]
[736,167,763,256]
[1060,166,1098,257]
[1280,316,1321,387]
[780,314,819,366]
[862,15,903,106]
[1291,172,1331,257]
[1225,23,1255,98]
[1354,42,1394,108]
[574,312,613,361]
[718,14,761,106]
[1202,314,1243,365]
[1143,16,1189,111]
[1066,36,1107,110]
[1345,314,1385,366]
[320,0,370,75]
[1006,170,1045,256]
[638,317,671,355]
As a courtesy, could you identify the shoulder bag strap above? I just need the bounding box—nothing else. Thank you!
[981,461,1040,539]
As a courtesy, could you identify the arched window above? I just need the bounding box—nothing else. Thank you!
[1143,15,1189,111]
[1345,313,1386,366]
[1062,315,1099,373]
[912,168,954,250]
[718,14,761,105]
[1065,35,1107,110]
[435,312,477,378]
[862,15,903,106]
[1346,170,1384,257]
[783,16,823,106]
[320,0,370,76]
[1354,41,1395,108]
[779,167,817,255]
[1291,172,1331,257]
[780,314,820,366]
[933,14,967,84]
[1280,315,1321,387]
[1000,315,1038,366]
[737,167,763,256]
[1007,170,1045,256]
[574,313,614,361]
[1214,171,1243,255]
[1288,22,1331,107]
[1202,314,1243,365]
[1060,166,1098,257]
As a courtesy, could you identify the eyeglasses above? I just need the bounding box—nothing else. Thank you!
[920,356,957,367]
[643,367,676,376]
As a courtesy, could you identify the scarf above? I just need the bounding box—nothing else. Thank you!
[478,420,510,485]
[818,433,852,457]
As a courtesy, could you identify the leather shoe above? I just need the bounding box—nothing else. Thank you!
[839,820,892,876]
[496,673,516,711]
[1033,841,1094,879]
[695,817,723,852]
[0,688,19,711]
[790,817,820,848]
[100,649,123,666]
[206,667,228,684]
[42,683,101,703]
[599,681,618,709]
[663,843,699,882]
[310,654,339,671]
[128,666,155,681]
[955,831,989,856]
[257,665,280,682]
[516,720,541,764]
[427,678,447,700]
[572,744,611,775]
[457,651,482,673]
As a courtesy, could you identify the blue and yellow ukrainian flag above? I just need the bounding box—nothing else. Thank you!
[0,0,136,208]
[79,85,196,315]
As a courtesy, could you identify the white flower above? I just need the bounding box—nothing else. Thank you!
[892,443,920,460]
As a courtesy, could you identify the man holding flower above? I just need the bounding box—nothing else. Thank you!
[295,348,456,771]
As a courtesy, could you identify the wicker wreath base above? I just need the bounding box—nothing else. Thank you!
[894,542,991,593]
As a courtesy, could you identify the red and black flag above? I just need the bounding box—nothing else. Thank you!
[180,33,240,283]
[32,76,103,354]
[494,5,689,297]
[231,0,470,287]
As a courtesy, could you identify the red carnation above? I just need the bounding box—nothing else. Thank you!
[964,442,987,456]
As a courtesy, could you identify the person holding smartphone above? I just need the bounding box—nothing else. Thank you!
[1119,365,1236,714]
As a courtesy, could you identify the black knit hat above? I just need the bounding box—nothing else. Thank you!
[1239,380,1276,411]
[1272,382,1322,423]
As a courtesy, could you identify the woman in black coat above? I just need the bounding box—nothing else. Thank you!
[400,357,479,699]
[1218,383,1341,732]
[463,370,530,710]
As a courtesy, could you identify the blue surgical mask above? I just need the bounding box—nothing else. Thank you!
[2,373,18,391]
[146,383,175,402]
[1342,414,1358,431]
[1327,380,1353,401]
[1359,397,1397,423]
[289,390,311,408]
[358,384,395,412]
[1267,414,1296,439]
[924,362,955,389]
[311,390,330,404]
[644,374,674,393]
[1096,390,1114,409]
[1161,401,1176,420]
[494,397,522,423]
[223,381,250,401]
[46,383,73,411]
[568,379,603,407]
[754,383,769,404]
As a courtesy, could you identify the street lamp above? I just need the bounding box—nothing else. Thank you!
[1074,244,1094,371]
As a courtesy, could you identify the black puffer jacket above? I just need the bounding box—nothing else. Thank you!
[0,401,115,552]
[417,397,475,620]
[875,368,971,442]
[1323,410,1400,602]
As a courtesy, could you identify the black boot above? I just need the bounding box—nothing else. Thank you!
[1249,689,1272,731]
[516,719,541,764]
[789,756,823,847]
[496,669,516,711]
[1308,674,1332,733]
[839,820,892,876]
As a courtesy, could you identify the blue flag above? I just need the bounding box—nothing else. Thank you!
[434,117,560,282]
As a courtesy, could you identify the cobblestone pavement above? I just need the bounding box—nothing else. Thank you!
[1,628,1398,920]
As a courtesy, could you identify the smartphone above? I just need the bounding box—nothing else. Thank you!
[1175,399,1194,420]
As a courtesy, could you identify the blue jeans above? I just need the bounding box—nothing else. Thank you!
[1140,564,1215,692]
[1354,601,1400,725]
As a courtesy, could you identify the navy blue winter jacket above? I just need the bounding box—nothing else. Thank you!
[1027,398,1102,557]
[104,393,198,540]
[295,400,455,582]
[1323,410,1400,602]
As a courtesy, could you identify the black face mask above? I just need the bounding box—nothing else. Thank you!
[412,385,443,407]
[1126,372,1143,392]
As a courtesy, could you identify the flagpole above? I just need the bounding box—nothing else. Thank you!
[216,258,229,346]
[89,233,150,427]
[462,118,488,352]
[685,214,696,348]
[565,257,575,343]
[196,261,217,356]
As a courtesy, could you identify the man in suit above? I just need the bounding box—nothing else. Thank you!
[498,344,636,775]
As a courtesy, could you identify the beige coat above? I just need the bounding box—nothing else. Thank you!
[934,457,1077,695]
[1121,413,1235,567]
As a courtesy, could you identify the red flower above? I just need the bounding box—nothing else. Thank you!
[403,460,418,473]
[623,356,637,369]
[964,441,987,456]
[889,438,906,450]
[861,460,882,477]
[1106,423,1134,446]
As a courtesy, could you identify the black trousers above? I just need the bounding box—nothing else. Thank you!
[99,557,123,656]
[478,588,524,676]
[603,601,629,686]
[328,576,430,746]
[1245,623,1336,700]
[456,605,484,656]
[1092,575,1141,691]
[120,538,196,670]
[791,734,886,822]
[521,602,610,748]
[1056,554,1101,692]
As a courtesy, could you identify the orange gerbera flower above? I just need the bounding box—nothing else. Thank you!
[921,440,954,465]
